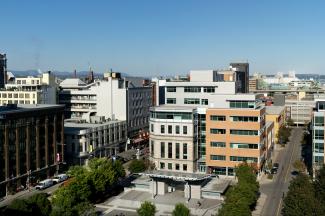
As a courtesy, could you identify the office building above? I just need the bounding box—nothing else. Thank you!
[0,104,65,197]
[265,106,286,144]
[0,53,7,89]
[64,117,127,165]
[0,71,57,105]
[59,72,153,137]
[230,62,249,93]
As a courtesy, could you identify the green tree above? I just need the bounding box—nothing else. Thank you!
[286,118,294,126]
[128,159,146,173]
[172,203,190,216]
[137,201,156,216]
[28,193,52,216]
[292,160,306,173]
[282,174,322,216]
[314,166,325,212]
[6,199,32,216]
[277,125,291,144]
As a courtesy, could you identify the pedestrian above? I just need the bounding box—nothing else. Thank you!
[282,192,285,198]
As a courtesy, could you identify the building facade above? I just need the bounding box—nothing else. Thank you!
[0,72,57,105]
[0,104,65,197]
[312,101,325,175]
[0,53,6,89]
[64,117,127,165]
[149,106,197,173]
[265,106,286,144]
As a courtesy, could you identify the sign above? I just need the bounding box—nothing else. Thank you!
[56,153,60,162]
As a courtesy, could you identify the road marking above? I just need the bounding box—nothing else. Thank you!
[276,198,283,216]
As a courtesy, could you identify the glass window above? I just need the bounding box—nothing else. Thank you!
[210,142,226,147]
[151,140,154,157]
[210,129,226,134]
[210,155,226,160]
[315,116,325,126]
[230,143,258,149]
[210,115,226,121]
[166,87,176,92]
[314,142,324,153]
[315,156,324,164]
[168,143,173,158]
[183,143,188,159]
[184,98,200,104]
[176,125,180,134]
[150,111,192,120]
[230,156,258,163]
[175,143,180,159]
[229,100,255,109]
[166,98,176,104]
[183,164,187,171]
[184,87,201,93]
[183,126,187,135]
[160,162,165,169]
[168,125,172,134]
[211,167,227,175]
[315,130,324,140]
[161,125,165,134]
[203,87,215,93]
[161,142,165,158]
[201,99,208,105]
[230,130,258,136]
[168,163,172,170]
[231,116,259,122]
[228,167,234,176]
[151,124,154,132]
[175,164,180,170]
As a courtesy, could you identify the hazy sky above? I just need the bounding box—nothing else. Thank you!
[1,0,325,76]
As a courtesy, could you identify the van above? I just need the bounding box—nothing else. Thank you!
[52,174,68,184]
[35,179,53,190]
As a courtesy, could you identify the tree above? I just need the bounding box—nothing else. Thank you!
[28,193,52,216]
[172,203,190,216]
[128,159,146,173]
[286,118,294,127]
[137,201,156,216]
[282,174,322,216]
[5,199,32,216]
[277,125,291,144]
[314,166,325,212]
[292,160,306,173]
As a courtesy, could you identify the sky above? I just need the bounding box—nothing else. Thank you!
[1,0,325,76]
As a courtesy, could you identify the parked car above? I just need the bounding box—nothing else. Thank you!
[35,179,53,190]
[52,174,68,184]
[273,163,280,169]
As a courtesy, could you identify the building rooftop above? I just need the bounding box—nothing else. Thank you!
[140,170,212,181]
[64,119,126,134]
[0,104,64,114]
[201,178,231,193]
[265,106,285,115]
[60,78,86,88]
[150,105,196,112]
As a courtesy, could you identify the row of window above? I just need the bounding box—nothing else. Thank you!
[160,142,188,159]
[210,129,259,136]
[314,142,324,153]
[209,115,259,122]
[183,98,208,105]
[314,130,324,140]
[210,142,258,149]
[314,116,325,126]
[210,155,258,162]
[151,124,188,135]
[0,93,36,99]
[150,111,192,120]
[166,86,216,93]
[160,162,188,171]
[229,100,255,109]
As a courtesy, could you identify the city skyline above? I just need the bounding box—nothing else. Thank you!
[2,0,325,76]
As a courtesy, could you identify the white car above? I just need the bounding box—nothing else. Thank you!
[35,179,53,190]
[52,174,68,184]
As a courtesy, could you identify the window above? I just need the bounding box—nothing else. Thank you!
[166,98,176,104]
[168,143,173,158]
[314,142,324,153]
[201,99,208,105]
[175,143,180,159]
[230,143,258,149]
[203,87,215,93]
[168,163,172,170]
[161,125,165,134]
[184,86,201,92]
[210,142,226,147]
[211,167,227,175]
[176,125,180,134]
[161,142,165,158]
[151,111,192,120]
[183,164,187,171]
[228,168,234,176]
[168,125,172,134]
[175,164,180,170]
[229,101,255,109]
[151,124,154,132]
[210,129,226,134]
[167,87,176,92]
[315,116,324,126]
[184,98,200,104]
[231,116,258,122]
[151,140,154,157]
[210,155,226,161]
[183,143,188,159]
[160,162,165,169]
[230,156,258,163]
[315,156,324,164]
[210,115,226,121]
[230,130,258,136]
[314,130,324,140]
[183,126,187,135]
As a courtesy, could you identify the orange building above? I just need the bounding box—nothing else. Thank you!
[205,106,274,176]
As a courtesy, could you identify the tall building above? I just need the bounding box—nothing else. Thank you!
[230,62,249,93]
[0,104,65,197]
[0,53,7,89]
[0,71,58,105]
[59,72,153,138]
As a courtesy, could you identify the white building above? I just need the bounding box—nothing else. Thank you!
[0,71,57,105]
[64,116,127,165]
[59,72,152,136]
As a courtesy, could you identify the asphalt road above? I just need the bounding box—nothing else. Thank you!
[260,127,304,216]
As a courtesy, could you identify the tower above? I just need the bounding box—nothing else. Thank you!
[230,62,249,93]
[0,53,7,88]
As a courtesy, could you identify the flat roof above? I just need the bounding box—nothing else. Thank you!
[64,120,125,133]
[0,104,64,114]
[265,106,285,115]
[202,178,231,193]
[150,105,195,112]
[140,170,212,181]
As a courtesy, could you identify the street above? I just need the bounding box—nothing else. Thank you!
[259,127,304,216]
